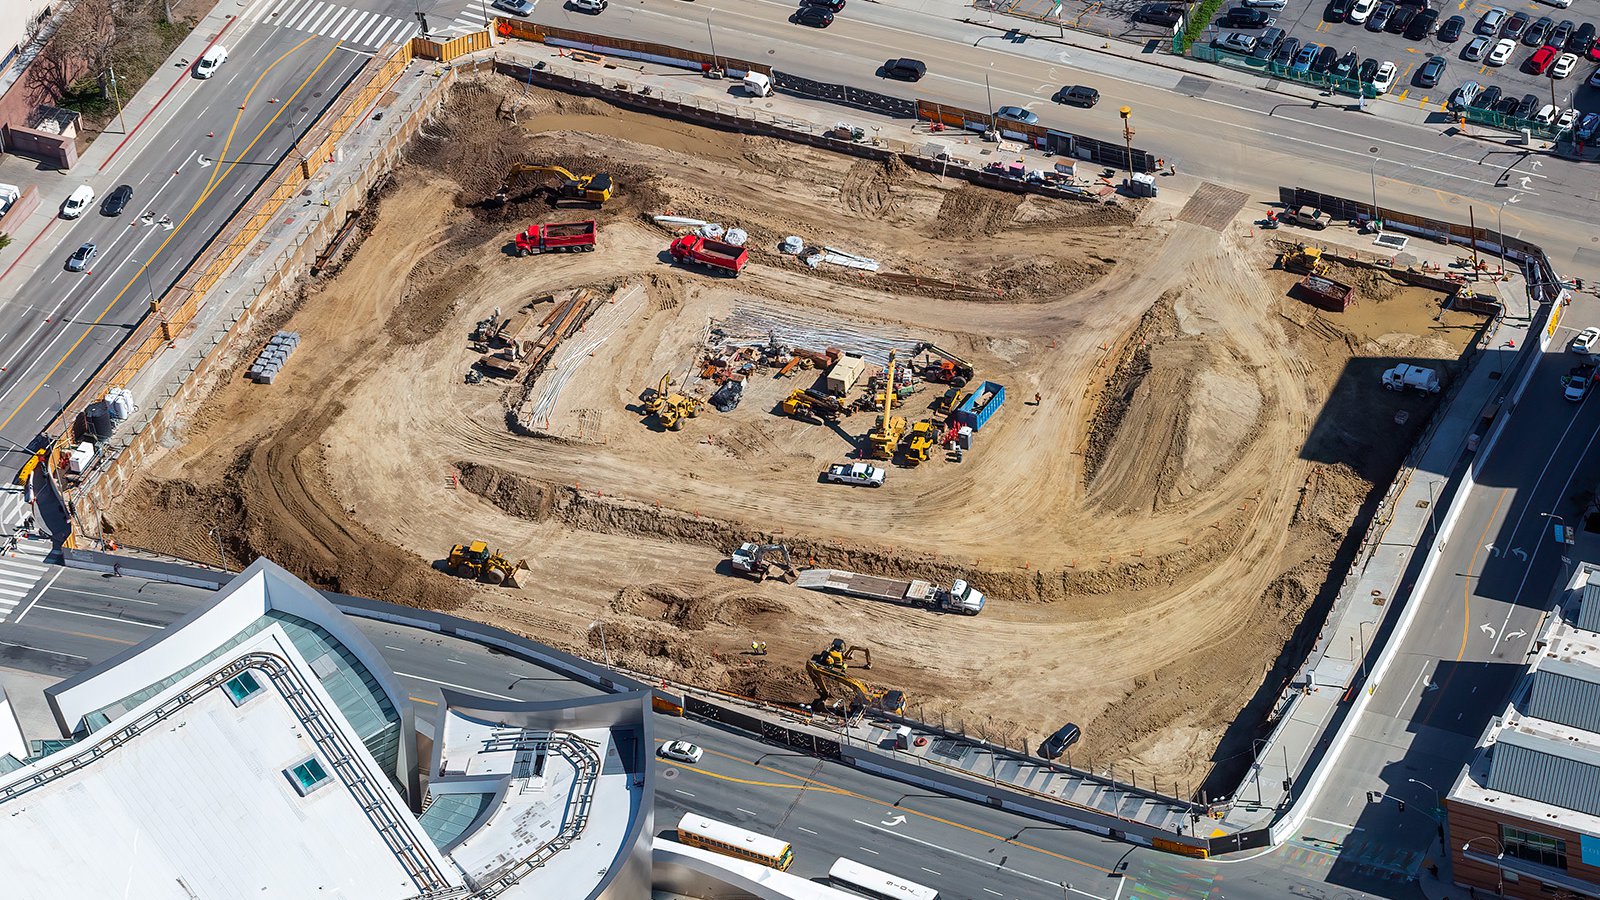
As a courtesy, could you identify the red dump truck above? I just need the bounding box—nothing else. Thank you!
[515,220,596,256]
[669,234,747,276]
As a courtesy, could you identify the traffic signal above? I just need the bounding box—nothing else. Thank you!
[1398,800,1406,813]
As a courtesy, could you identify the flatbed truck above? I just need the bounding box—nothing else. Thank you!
[795,569,986,615]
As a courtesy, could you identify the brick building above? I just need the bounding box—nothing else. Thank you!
[1447,566,1600,899]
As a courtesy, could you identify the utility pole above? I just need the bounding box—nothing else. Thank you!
[107,66,127,135]
[1119,106,1135,187]
[984,68,996,136]
[1468,205,1480,275]
[706,17,719,72]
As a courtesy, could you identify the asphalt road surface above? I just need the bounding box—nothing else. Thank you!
[0,565,1372,899]
[0,20,368,471]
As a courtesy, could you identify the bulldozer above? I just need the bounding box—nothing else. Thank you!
[643,373,703,431]
[902,420,936,465]
[446,541,529,587]
[729,542,799,583]
[805,638,905,715]
[866,349,906,460]
[1276,244,1329,276]
[497,164,614,206]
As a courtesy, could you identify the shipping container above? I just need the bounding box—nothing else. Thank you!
[952,381,1005,431]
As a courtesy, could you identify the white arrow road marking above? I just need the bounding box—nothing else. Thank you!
[1531,159,1543,169]
[1517,176,1532,190]
[196,153,213,168]
[1512,547,1528,561]
[1484,543,1499,556]
[1480,623,1497,639]
[1507,629,1527,640]
[881,814,907,826]
[1507,194,1522,204]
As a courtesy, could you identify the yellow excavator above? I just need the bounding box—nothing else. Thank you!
[446,540,529,587]
[902,420,935,465]
[497,164,614,205]
[805,638,906,715]
[643,373,702,431]
[867,350,906,460]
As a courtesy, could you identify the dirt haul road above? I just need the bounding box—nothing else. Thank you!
[105,77,1484,787]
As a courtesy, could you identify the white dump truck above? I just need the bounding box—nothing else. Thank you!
[1382,364,1441,394]
[795,569,986,615]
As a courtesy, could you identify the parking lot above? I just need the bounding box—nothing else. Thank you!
[1202,0,1600,123]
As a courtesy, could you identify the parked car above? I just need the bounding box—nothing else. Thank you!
[1557,107,1577,131]
[1534,103,1561,124]
[882,58,926,81]
[1272,36,1302,64]
[1252,26,1286,58]
[1514,92,1541,118]
[657,741,704,764]
[65,241,96,272]
[1571,21,1596,56]
[1333,49,1361,77]
[569,0,606,12]
[1476,6,1506,35]
[794,5,833,25]
[1493,94,1521,115]
[1525,15,1554,45]
[1529,44,1560,72]
[1573,326,1600,355]
[805,0,846,9]
[1553,51,1579,76]
[1246,0,1288,8]
[1387,4,1419,33]
[1292,43,1321,74]
[1325,0,1352,21]
[1358,56,1380,81]
[1591,66,1600,86]
[995,105,1038,125]
[1039,723,1082,760]
[1406,8,1440,38]
[1577,110,1600,141]
[1367,1,1396,31]
[1416,54,1447,85]
[1371,59,1398,92]
[1133,2,1185,25]
[1449,80,1482,108]
[101,184,133,217]
[1348,0,1376,24]
[1438,15,1465,41]
[1487,37,1517,65]
[1055,84,1101,106]
[825,462,886,487]
[1216,31,1259,53]
[1462,35,1490,60]
[60,184,94,218]
[1312,44,1339,72]
[491,0,535,15]
[1221,7,1276,28]
[1504,10,1530,40]
[1474,84,1503,108]
[1551,19,1575,47]
[193,44,228,78]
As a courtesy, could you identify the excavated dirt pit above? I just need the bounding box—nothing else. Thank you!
[102,75,1486,788]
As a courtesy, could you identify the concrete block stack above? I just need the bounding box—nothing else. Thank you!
[248,331,301,384]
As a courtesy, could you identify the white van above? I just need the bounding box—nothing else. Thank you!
[61,185,95,219]
[194,45,228,79]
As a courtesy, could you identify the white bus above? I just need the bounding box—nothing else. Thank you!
[675,812,794,871]
[828,857,939,900]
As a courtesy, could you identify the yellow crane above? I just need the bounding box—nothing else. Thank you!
[497,164,614,205]
[805,638,906,715]
[867,350,906,460]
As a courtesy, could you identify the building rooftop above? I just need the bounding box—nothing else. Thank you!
[1449,562,1600,837]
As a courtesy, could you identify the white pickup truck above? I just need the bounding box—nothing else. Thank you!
[0,183,20,218]
[824,462,885,487]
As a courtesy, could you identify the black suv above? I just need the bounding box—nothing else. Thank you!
[1221,7,1275,28]
[1406,8,1439,39]
[1054,84,1101,107]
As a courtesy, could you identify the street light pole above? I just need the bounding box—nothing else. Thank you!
[1462,836,1506,897]
[984,69,995,134]
[1119,106,1135,187]
[106,66,128,135]
[1408,777,1441,822]
[706,17,719,72]
[1368,146,1380,227]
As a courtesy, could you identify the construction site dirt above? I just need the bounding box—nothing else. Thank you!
[102,75,1490,790]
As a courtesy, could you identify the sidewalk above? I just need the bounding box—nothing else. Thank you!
[0,9,238,301]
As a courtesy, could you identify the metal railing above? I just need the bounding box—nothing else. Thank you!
[471,730,602,897]
[1190,45,1379,98]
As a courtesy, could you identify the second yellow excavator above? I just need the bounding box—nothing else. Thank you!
[498,164,614,205]
[805,638,906,715]
[643,373,702,431]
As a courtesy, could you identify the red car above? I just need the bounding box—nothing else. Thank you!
[1529,44,1559,73]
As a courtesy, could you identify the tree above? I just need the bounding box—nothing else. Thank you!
[24,3,116,102]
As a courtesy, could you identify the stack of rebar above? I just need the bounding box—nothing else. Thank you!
[709,302,920,369]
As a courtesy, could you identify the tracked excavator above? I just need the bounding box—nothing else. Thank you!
[497,164,614,206]
[643,373,702,431]
[729,542,799,583]
[446,541,529,587]
[805,638,906,715]
[866,350,906,460]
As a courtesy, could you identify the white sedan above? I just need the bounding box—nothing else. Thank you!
[658,740,704,764]
[1552,52,1578,78]
[1572,327,1600,354]
[1371,61,1397,94]
[1487,38,1516,66]
[1349,0,1376,23]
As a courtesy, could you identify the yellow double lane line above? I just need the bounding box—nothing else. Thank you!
[0,35,339,438]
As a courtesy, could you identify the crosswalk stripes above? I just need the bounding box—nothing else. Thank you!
[239,0,419,49]
[436,10,492,39]
[0,539,52,624]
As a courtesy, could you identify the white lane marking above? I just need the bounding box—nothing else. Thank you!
[9,570,60,624]
[0,637,87,659]
[71,367,84,381]
[30,604,162,628]
[798,826,818,835]
[674,789,696,797]
[984,890,1003,897]
[385,645,407,651]
[446,658,467,665]
[1305,816,1365,831]
[49,585,158,605]
[1408,662,1432,697]
[736,807,757,815]
[861,846,881,855]
[851,820,1108,898]
[921,867,942,876]
[392,669,515,700]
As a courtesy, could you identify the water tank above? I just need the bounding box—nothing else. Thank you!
[86,401,113,439]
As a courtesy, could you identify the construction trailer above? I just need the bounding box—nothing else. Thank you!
[951,381,1005,431]
[824,354,867,395]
